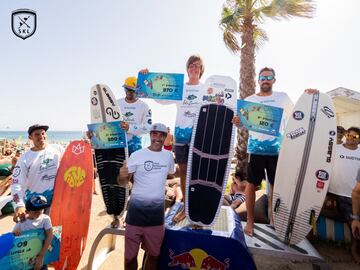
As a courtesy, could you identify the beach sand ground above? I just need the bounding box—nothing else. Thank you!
[1,180,358,269]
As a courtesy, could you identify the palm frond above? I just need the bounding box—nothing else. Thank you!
[259,0,315,20]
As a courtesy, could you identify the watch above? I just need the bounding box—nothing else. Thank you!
[350,214,360,221]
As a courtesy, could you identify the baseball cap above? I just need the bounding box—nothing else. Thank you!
[28,124,49,135]
[25,195,50,211]
[123,76,138,91]
[150,123,167,135]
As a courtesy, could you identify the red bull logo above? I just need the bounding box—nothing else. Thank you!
[168,248,229,270]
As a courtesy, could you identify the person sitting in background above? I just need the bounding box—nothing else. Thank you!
[13,195,53,270]
[224,170,247,209]
[337,125,346,145]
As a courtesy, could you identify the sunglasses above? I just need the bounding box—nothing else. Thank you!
[346,133,360,139]
[259,75,274,81]
[188,63,202,69]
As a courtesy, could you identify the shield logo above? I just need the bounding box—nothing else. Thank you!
[11,9,37,40]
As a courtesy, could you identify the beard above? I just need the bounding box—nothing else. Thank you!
[260,83,272,93]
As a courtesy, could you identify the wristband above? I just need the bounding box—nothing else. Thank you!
[350,214,360,221]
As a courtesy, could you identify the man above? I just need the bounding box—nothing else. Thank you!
[140,55,207,222]
[337,125,346,144]
[233,67,294,236]
[117,76,152,155]
[118,123,175,270]
[351,168,360,263]
[328,127,360,263]
[11,124,64,222]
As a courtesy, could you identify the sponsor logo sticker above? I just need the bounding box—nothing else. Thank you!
[293,111,304,120]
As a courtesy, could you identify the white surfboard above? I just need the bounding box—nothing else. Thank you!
[204,75,237,110]
[90,84,122,123]
[273,92,336,245]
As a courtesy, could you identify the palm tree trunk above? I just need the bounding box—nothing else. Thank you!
[235,15,256,179]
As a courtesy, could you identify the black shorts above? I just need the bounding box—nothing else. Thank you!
[337,195,352,222]
[247,154,278,186]
[174,144,189,164]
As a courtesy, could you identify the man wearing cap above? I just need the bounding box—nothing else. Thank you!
[118,123,175,270]
[11,124,64,223]
[117,76,152,155]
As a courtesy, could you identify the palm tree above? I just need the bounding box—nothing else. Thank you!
[220,0,315,176]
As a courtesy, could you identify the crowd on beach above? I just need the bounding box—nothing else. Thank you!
[2,54,360,270]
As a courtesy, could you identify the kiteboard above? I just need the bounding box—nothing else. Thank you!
[273,92,336,245]
[204,75,237,110]
[186,103,235,226]
[50,141,93,270]
[90,84,128,217]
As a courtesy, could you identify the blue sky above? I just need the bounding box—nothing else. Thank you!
[0,0,359,131]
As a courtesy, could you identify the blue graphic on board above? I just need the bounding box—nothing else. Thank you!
[87,121,127,149]
[237,99,283,137]
[247,137,283,156]
[137,72,184,101]
[175,127,193,145]
[0,226,61,270]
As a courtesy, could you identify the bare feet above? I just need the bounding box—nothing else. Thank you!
[173,206,186,223]
[244,222,254,236]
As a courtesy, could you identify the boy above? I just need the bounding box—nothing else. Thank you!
[13,195,53,270]
[224,171,247,209]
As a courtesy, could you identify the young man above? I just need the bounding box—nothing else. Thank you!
[328,127,360,263]
[117,76,152,155]
[118,123,175,270]
[140,55,206,222]
[11,124,64,223]
[233,67,294,236]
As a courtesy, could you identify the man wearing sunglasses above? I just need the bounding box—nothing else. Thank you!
[233,67,294,236]
[118,77,152,156]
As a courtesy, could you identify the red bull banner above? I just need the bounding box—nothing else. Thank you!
[159,204,256,270]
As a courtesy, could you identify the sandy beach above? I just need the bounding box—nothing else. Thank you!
[1,177,358,270]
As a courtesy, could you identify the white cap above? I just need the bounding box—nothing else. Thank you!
[150,123,167,135]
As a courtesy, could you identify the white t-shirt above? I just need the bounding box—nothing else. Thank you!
[13,214,52,232]
[125,147,175,226]
[117,98,152,154]
[11,144,64,208]
[329,144,360,197]
[245,91,293,155]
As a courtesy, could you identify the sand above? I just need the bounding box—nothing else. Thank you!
[1,180,358,269]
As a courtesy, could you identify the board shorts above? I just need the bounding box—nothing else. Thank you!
[247,154,278,186]
[125,224,165,260]
[336,195,352,222]
[175,144,189,164]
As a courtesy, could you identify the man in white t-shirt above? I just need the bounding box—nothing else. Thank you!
[328,126,360,263]
[233,67,294,236]
[117,76,152,155]
[118,123,175,270]
[11,124,64,223]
